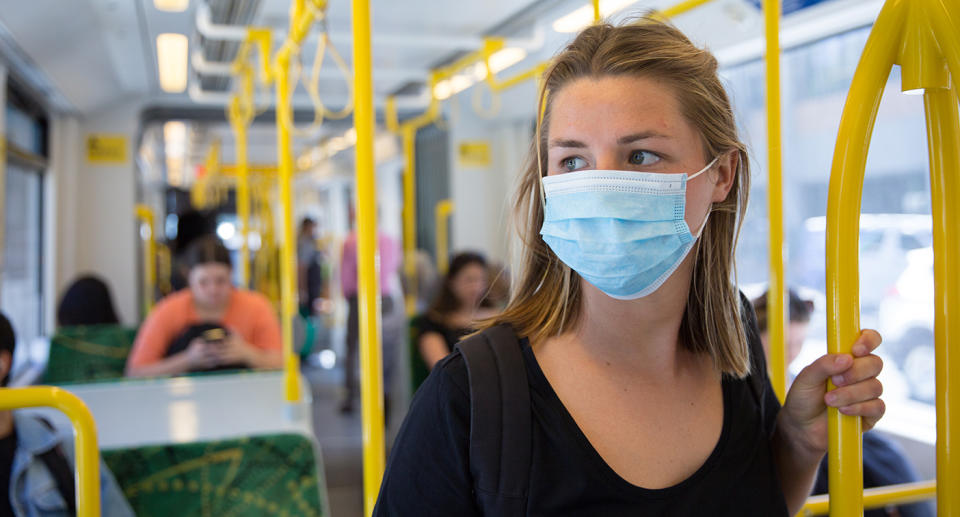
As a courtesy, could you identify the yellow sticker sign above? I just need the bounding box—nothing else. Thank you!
[458,140,491,168]
[86,134,128,164]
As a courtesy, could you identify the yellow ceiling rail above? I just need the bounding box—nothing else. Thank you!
[799,480,937,516]
[657,0,714,19]
[435,199,454,276]
[351,0,387,514]
[0,387,100,516]
[824,0,960,514]
[134,204,157,317]
[763,0,787,404]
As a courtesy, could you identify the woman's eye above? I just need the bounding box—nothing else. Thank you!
[561,157,587,171]
[628,150,660,166]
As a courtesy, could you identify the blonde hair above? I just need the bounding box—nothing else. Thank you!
[482,17,752,377]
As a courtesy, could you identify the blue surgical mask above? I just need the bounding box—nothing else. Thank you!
[540,158,717,299]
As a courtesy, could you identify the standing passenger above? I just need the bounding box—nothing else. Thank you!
[375,18,885,516]
[126,237,283,377]
[340,226,402,413]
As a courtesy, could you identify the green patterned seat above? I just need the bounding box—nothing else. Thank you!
[102,433,327,517]
[42,325,138,384]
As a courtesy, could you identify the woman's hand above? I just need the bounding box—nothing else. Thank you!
[185,338,221,370]
[779,329,885,456]
[213,332,256,366]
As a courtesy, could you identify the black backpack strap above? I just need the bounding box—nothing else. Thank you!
[456,324,531,515]
[740,292,772,425]
[34,418,77,515]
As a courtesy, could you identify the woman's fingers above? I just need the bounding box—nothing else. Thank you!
[838,399,886,431]
[831,354,883,387]
[852,329,882,356]
[825,377,883,408]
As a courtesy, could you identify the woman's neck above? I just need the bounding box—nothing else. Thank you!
[569,253,696,378]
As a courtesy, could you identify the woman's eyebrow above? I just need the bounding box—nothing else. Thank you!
[548,138,586,149]
[617,131,670,145]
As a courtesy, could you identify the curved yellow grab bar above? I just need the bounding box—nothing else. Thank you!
[0,387,99,516]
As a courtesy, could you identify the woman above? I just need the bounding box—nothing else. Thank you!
[126,237,283,377]
[375,18,884,516]
[416,252,497,370]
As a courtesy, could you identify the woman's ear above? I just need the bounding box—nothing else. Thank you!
[711,150,739,203]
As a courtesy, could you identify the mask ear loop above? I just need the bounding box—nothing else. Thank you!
[689,155,720,238]
[687,155,720,181]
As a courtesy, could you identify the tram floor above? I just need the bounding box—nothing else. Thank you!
[305,363,406,517]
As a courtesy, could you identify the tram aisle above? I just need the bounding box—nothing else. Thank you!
[304,358,404,517]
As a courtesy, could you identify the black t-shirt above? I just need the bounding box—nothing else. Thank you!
[0,432,17,517]
[376,336,788,516]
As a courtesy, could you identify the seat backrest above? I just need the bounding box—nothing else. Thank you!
[42,325,138,384]
[102,433,327,517]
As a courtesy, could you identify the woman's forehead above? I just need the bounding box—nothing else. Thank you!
[547,76,693,143]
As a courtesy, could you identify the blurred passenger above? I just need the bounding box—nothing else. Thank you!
[298,217,327,316]
[0,312,134,516]
[376,18,884,516]
[126,237,282,377]
[340,227,402,414]
[753,289,932,517]
[416,252,497,370]
[56,275,120,327]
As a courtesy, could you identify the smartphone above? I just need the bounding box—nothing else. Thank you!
[202,328,227,345]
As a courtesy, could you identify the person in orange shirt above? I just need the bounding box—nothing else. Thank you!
[126,236,283,377]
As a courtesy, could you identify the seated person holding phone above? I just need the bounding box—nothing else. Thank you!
[126,237,283,378]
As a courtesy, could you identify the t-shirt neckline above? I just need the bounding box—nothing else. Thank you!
[519,337,733,500]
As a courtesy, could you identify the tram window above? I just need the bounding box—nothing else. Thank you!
[2,84,48,350]
[1,164,44,347]
[726,23,936,442]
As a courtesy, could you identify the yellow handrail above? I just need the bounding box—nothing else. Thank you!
[0,387,100,516]
[763,0,787,403]
[352,0,386,514]
[435,199,454,276]
[825,0,960,514]
[134,204,157,316]
[228,61,256,288]
[926,70,960,517]
[273,0,317,405]
[800,480,937,516]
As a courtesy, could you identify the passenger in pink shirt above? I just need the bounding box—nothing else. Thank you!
[340,229,402,413]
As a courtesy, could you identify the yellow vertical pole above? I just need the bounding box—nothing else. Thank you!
[235,118,251,288]
[352,0,386,514]
[134,205,156,316]
[435,200,454,275]
[762,0,786,404]
[592,0,600,22]
[275,47,301,404]
[234,67,254,288]
[402,126,418,315]
[825,2,904,515]
[926,87,960,517]
[0,387,100,517]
